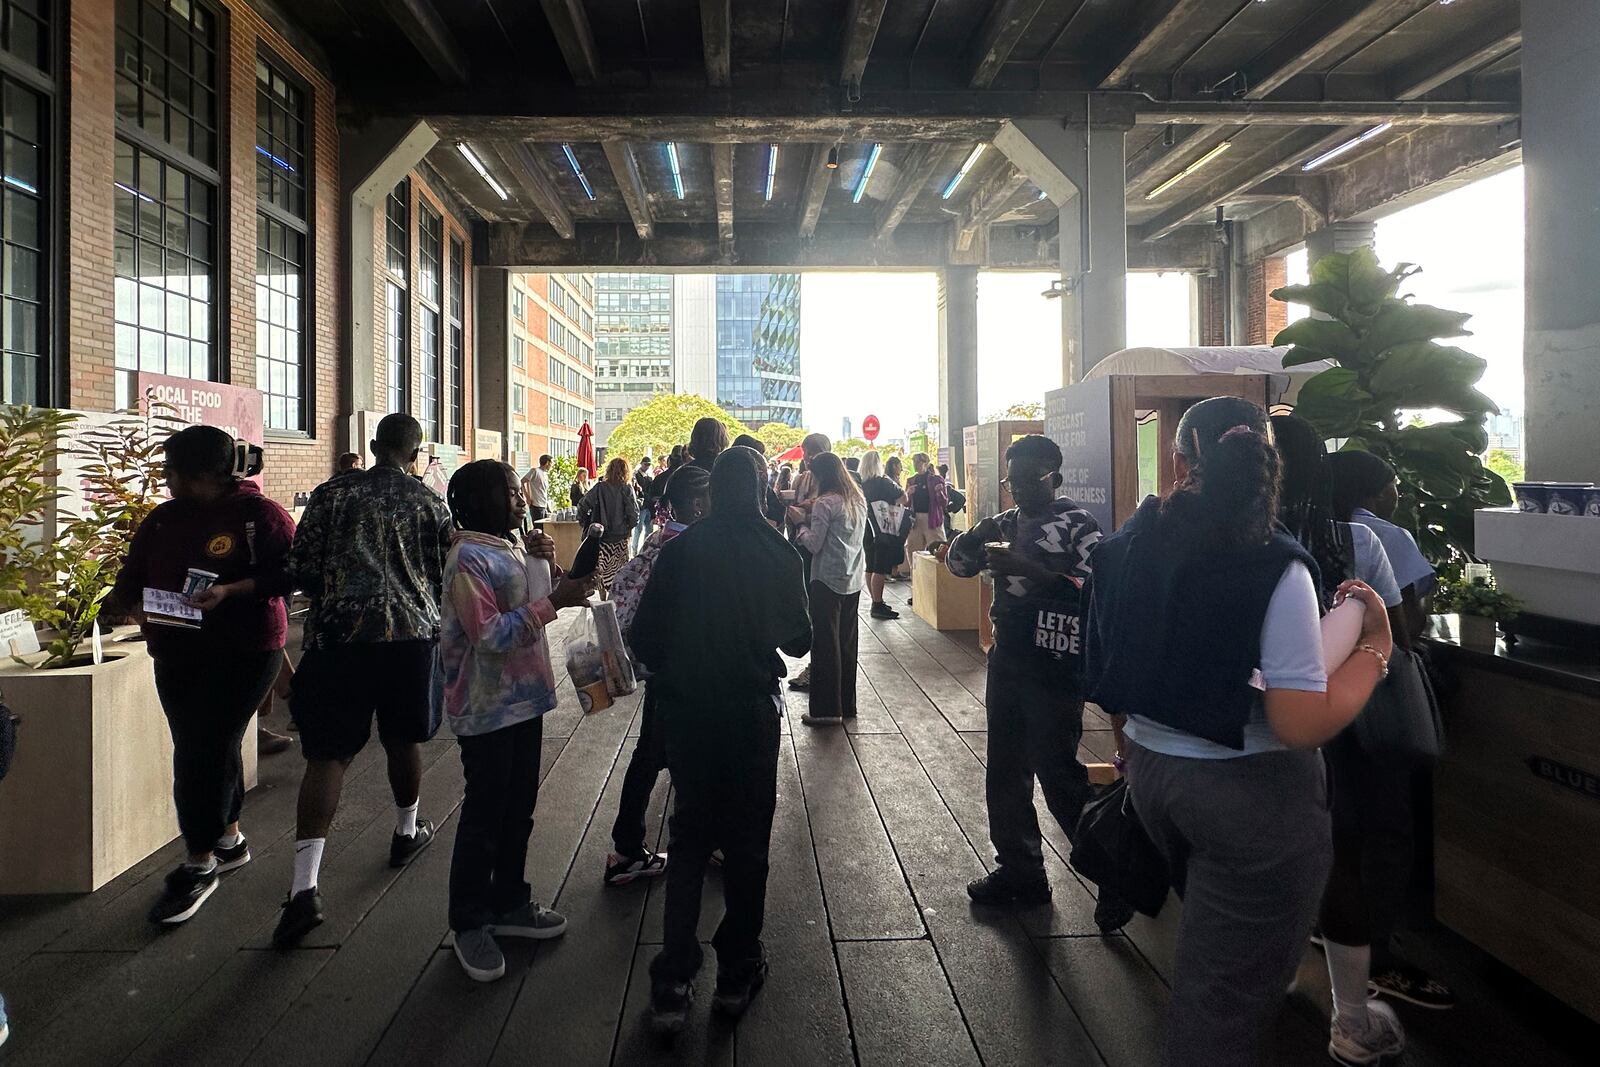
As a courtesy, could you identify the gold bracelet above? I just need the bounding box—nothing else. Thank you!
[1355,643,1390,679]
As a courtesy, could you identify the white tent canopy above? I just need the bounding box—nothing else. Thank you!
[1084,346,1334,406]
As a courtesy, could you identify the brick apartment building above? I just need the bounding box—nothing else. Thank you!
[506,271,595,474]
[10,0,476,509]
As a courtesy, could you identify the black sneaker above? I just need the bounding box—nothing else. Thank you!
[214,836,251,873]
[273,887,324,946]
[148,863,219,925]
[389,818,435,868]
[966,868,1050,907]
[605,849,667,887]
[1370,963,1456,1010]
[787,666,811,692]
[649,978,694,1037]
[869,602,900,620]
[713,950,769,1017]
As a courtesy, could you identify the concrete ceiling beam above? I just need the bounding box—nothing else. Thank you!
[490,140,576,240]
[955,164,1030,251]
[712,142,735,248]
[700,0,732,88]
[1394,12,1521,100]
[378,0,468,86]
[840,0,891,93]
[1137,126,1357,240]
[797,144,834,238]
[968,0,1053,89]
[601,142,655,240]
[1134,99,1518,126]
[1242,0,1431,101]
[538,0,602,86]
[874,143,939,239]
[1099,0,1218,89]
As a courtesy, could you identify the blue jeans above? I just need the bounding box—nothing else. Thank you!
[631,510,654,554]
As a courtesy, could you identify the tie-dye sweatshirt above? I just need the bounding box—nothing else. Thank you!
[438,530,560,736]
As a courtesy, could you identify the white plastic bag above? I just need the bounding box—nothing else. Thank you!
[590,599,638,698]
[565,605,611,714]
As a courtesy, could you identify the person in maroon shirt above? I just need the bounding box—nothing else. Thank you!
[108,426,295,927]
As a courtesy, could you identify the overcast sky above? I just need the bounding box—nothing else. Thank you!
[801,165,1526,443]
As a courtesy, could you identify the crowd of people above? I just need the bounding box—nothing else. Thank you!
[98,397,1450,1063]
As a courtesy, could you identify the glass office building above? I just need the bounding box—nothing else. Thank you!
[594,273,673,441]
[716,273,802,427]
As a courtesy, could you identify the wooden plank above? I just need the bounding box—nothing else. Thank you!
[121,949,334,1067]
[699,0,732,88]
[734,738,855,1066]
[489,731,668,1065]
[611,944,733,1065]
[868,622,986,732]
[850,733,1103,1064]
[838,939,981,1066]
[240,780,468,1067]
[602,142,655,241]
[0,951,131,1053]
[1037,937,1169,1067]
[790,725,924,940]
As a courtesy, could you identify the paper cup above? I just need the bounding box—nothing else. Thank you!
[183,568,219,598]
[577,680,613,715]
[1546,483,1592,516]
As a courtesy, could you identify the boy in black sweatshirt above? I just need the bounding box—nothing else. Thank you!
[946,435,1102,908]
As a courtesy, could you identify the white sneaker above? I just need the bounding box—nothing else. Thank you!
[1328,999,1406,1065]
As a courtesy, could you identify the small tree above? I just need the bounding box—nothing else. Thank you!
[605,394,749,465]
[546,454,578,508]
[986,401,1044,422]
[1272,248,1511,562]
[753,421,806,457]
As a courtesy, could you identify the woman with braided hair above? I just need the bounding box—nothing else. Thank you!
[1086,397,1393,1067]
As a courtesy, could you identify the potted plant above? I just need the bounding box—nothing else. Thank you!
[1272,248,1513,564]
[1435,576,1520,651]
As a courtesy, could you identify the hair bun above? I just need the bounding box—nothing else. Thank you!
[1218,424,1257,442]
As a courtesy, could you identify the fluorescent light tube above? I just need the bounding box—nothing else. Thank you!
[456,142,508,200]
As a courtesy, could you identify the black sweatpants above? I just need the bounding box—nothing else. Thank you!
[807,581,859,719]
[650,699,782,984]
[449,715,544,932]
[983,651,1090,877]
[152,647,282,856]
[1318,728,1416,958]
[611,685,666,855]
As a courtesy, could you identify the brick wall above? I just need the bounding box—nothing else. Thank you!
[65,0,342,508]
[1246,256,1290,345]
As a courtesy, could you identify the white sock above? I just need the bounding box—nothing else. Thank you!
[292,838,325,895]
[1325,939,1373,1028]
[217,829,243,849]
[397,800,419,838]
[185,857,217,875]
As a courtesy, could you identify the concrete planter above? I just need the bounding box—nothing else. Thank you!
[0,631,257,894]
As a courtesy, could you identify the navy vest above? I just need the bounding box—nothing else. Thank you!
[1085,497,1320,750]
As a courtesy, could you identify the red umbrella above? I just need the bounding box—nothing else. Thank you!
[576,421,596,477]
[774,443,805,463]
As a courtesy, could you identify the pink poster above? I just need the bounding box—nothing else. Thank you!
[136,373,265,487]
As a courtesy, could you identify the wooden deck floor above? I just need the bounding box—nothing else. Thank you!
[2,580,1596,1066]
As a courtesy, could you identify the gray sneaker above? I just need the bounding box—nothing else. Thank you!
[1328,999,1405,1066]
[453,926,506,982]
[492,902,568,940]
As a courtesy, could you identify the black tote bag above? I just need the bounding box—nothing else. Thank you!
[1353,646,1443,765]
[1070,778,1171,918]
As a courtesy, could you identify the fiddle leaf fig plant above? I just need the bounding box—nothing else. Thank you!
[1272,248,1512,563]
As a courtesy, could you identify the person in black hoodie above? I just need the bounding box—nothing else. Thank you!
[1085,397,1392,1067]
[629,446,811,1037]
[946,435,1105,911]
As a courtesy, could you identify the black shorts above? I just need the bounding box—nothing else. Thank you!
[290,640,440,762]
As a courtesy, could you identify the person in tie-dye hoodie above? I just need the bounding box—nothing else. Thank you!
[438,460,593,983]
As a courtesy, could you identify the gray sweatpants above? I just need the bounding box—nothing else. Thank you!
[1126,742,1331,1067]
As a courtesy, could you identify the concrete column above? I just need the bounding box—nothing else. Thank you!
[339,117,437,439]
[1522,0,1600,481]
[995,119,1128,382]
[475,267,511,461]
[1304,220,1376,263]
[937,266,979,473]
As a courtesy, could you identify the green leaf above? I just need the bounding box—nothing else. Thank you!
[1290,367,1373,438]
[1270,283,1349,318]
[1273,318,1360,360]
[1345,247,1397,310]
[1366,302,1473,353]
